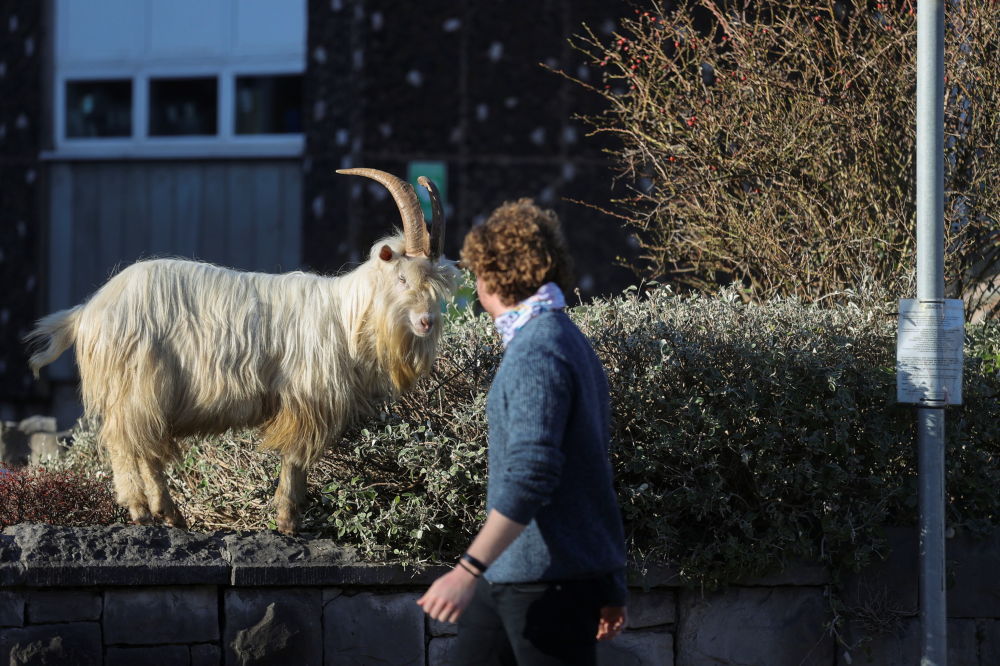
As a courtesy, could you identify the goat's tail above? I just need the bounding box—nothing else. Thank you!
[24,306,83,377]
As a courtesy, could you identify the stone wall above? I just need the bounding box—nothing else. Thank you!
[0,524,998,665]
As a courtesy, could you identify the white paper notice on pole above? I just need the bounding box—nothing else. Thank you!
[896,299,964,405]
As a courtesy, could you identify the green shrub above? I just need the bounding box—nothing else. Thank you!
[57,286,1000,587]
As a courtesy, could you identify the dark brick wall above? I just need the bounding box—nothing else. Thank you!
[0,0,45,409]
[303,0,637,296]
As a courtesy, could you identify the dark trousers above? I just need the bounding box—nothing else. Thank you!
[450,576,602,665]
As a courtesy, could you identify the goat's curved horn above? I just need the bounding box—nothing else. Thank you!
[417,176,446,260]
[336,168,428,256]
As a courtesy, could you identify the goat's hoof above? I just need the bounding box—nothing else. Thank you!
[160,513,188,529]
[130,511,155,526]
[276,517,300,535]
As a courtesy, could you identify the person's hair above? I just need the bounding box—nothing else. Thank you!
[460,198,575,305]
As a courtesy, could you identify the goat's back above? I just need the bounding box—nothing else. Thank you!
[75,259,347,436]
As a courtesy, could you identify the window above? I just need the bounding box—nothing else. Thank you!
[52,0,305,158]
[149,77,218,136]
[65,79,132,138]
[235,75,303,135]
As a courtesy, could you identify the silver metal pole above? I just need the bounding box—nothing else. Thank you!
[916,0,947,664]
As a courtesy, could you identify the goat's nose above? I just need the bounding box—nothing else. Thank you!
[419,315,433,332]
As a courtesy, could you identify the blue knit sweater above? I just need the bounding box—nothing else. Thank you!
[483,310,627,605]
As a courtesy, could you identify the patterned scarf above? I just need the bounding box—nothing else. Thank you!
[494,282,566,347]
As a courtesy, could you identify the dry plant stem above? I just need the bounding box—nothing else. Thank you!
[559,0,998,311]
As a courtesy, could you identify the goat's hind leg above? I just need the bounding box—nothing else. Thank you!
[139,452,187,529]
[104,436,154,525]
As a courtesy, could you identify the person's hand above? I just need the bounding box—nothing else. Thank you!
[416,566,478,623]
[596,606,627,640]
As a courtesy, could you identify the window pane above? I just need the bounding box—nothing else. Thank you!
[65,80,132,138]
[235,75,303,135]
[149,77,218,136]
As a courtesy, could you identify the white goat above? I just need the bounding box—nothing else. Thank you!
[26,169,458,534]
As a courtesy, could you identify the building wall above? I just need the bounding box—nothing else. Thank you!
[41,159,302,427]
[0,0,45,417]
[303,0,638,295]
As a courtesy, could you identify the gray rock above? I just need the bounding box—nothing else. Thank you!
[0,422,29,467]
[224,589,322,666]
[4,524,229,586]
[429,616,458,637]
[0,622,101,666]
[840,617,977,666]
[947,529,1000,618]
[324,592,424,666]
[598,630,673,666]
[223,530,447,586]
[17,417,57,435]
[842,527,918,614]
[27,432,64,466]
[104,586,218,644]
[677,587,833,666]
[26,590,101,623]
[0,533,21,587]
[980,619,1000,666]
[192,643,222,666]
[106,645,191,666]
[0,591,23,627]
[736,560,831,587]
[428,636,456,665]
[627,589,676,629]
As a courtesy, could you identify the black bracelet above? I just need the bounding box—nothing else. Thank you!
[462,552,489,574]
[457,560,481,578]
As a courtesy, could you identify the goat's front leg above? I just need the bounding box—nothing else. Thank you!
[274,455,308,535]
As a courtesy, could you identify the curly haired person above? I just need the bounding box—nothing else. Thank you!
[418,199,628,665]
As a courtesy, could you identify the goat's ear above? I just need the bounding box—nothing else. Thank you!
[379,245,394,262]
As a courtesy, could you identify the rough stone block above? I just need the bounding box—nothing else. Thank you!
[627,590,676,629]
[223,530,446,586]
[28,432,64,466]
[677,587,834,666]
[0,533,20,587]
[191,643,221,666]
[0,592,24,627]
[26,590,100,623]
[104,586,218,644]
[4,524,229,586]
[428,636,456,666]
[324,592,424,666]
[843,527,918,614]
[981,619,1000,666]
[598,630,673,666]
[106,645,191,666]
[18,416,57,435]
[0,423,29,467]
[0,622,101,666]
[736,561,831,587]
[429,616,458,637]
[947,529,1000,618]
[223,588,322,666]
[841,617,977,666]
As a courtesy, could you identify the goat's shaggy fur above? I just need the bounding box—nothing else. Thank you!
[27,234,458,533]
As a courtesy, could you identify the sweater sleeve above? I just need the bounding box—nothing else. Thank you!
[491,345,571,525]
